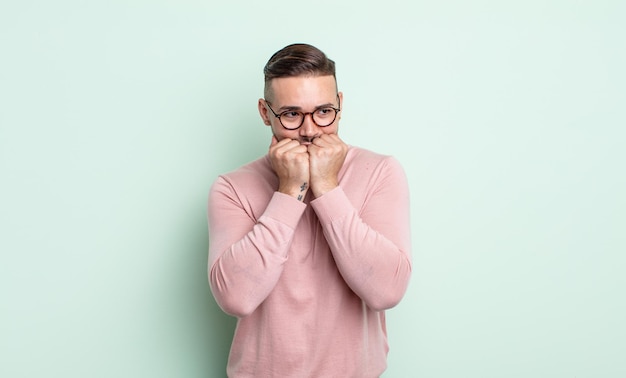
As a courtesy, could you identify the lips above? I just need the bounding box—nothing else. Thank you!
[300,136,318,145]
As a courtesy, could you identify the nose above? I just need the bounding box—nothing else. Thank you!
[299,113,319,138]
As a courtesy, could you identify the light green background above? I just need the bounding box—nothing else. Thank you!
[1,1,624,377]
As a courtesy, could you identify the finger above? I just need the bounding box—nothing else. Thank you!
[306,143,318,155]
[274,139,308,155]
[311,135,329,147]
[323,133,342,144]
[271,137,295,151]
[289,144,309,154]
[312,133,338,147]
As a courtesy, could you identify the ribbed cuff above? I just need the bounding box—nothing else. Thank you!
[310,187,353,224]
[263,192,307,228]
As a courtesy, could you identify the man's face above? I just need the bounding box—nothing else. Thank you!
[258,75,343,145]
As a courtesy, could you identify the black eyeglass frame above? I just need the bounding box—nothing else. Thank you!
[264,95,341,130]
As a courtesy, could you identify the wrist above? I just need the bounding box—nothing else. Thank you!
[279,181,309,201]
[311,180,337,198]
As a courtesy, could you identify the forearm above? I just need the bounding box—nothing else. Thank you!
[208,187,305,317]
[209,219,289,317]
[320,213,411,311]
[311,186,412,311]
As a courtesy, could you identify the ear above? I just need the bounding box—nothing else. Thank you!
[337,91,344,120]
[258,99,271,126]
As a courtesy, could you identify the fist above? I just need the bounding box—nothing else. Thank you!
[307,134,348,197]
[269,136,310,200]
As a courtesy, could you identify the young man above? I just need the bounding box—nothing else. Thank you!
[208,43,412,378]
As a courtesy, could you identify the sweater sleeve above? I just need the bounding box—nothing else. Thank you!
[310,156,412,311]
[207,176,306,317]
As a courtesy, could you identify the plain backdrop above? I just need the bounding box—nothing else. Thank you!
[1,1,624,377]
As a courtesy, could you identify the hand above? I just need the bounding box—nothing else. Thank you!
[307,134,348,197]
[269,136,310,201]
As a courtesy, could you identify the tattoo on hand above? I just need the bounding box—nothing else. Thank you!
[297,182,307,201]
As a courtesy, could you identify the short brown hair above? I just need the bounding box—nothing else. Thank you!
[263,43,336,100]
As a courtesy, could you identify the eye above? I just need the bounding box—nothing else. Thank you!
[281,111,301,119]
[316,107,334,117]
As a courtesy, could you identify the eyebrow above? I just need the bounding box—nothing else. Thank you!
[275,102,336,112]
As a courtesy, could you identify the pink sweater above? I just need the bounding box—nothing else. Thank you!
[208,146,412,378]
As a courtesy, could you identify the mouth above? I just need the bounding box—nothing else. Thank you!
[300,136,318,145]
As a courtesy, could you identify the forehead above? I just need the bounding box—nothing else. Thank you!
[269,75,337,106]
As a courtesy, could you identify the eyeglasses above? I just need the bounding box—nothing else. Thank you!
[265,96,341,130]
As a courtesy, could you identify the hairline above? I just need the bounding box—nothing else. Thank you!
[264,73,338,102]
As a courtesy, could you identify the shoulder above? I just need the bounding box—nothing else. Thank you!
[338,146,409,209]
[221,154,273,180]
[344,146,405,176]
[211,155,277,195]
[208,155,278,220]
